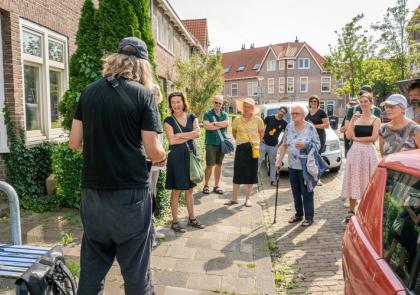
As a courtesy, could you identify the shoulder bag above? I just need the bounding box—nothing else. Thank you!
[172,116,204,184]
[212,115,234,154]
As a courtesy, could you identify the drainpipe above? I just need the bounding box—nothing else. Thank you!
[0,181,22,245]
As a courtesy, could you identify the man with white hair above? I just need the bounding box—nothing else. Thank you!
[202,95,229,195]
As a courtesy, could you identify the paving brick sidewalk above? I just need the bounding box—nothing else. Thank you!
[150,153,275,294]
[257,162,347,295]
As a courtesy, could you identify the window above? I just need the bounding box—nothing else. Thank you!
[247,81,258,96]
[21,20,67,142]
[224,66,231,73]
[382,171,420,292]
[231,83,238,97]
[287,77,294,93]
[279,77,285,93]
[300,76,308,93]
[180,41,190,61]
[157,10,174,53]
[267,60,276,71]
[321,77,331,92]
[267,78,274,94]
[298,58,310,69]
[287,60,295,69]
[279,60,285,70]
[237,65,245,72]
[252,63,260,70]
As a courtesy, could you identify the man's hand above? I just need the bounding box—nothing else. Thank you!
[275,159,283,171]
[295,141,305,150]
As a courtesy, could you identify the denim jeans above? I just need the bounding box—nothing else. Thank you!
[258,143,279,182]
[288,168,314,221]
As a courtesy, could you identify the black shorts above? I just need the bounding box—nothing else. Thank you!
[205,144,225,166]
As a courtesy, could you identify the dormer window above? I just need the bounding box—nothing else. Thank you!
[236,65,245,72]
[224,66,231,73]
[252,63,260,70]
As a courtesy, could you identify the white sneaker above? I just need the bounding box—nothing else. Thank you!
[155,231,165,239]
[318,180,323,186]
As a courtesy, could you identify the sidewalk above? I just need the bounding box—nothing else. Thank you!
[150,153,276,294]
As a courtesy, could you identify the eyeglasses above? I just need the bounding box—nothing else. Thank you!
[214,101,222,105]
[309,100,317,103]
[291,112,303,116]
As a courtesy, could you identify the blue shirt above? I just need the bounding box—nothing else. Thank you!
[283,122,320,170]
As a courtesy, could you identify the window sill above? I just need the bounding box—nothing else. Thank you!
[157,41,175,57]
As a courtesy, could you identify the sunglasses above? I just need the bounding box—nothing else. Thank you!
[214,101,222,105]
[309,100,317,103]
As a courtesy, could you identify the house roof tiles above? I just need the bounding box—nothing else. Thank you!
[182,19,208,49]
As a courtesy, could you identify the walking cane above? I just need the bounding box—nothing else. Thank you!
[273,170,280,224]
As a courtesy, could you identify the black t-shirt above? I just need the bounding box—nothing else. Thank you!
[305,109,328,139]
[262,116,288,146]
[74,77,162,189]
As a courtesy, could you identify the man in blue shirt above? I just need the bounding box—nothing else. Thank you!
[202,95,229,194]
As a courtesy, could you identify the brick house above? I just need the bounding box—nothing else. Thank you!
[222,40,344,116]
[408,5,420,77]
[0,0,206,179]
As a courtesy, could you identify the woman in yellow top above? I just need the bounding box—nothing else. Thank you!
[225,98,264,207]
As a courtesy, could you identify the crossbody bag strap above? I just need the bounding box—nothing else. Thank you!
[172,115,192,152]
[393,122,414,152]
[212,115,225,142]
[106,76,138,110]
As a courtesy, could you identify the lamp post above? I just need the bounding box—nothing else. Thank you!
[257,76,264,105]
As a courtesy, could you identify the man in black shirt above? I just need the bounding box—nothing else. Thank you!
[258,107,288,186]
[69,37,166,295]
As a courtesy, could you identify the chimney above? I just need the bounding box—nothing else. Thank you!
[241,44,245,50]
[250,43,254,48]
[295,36,299,43]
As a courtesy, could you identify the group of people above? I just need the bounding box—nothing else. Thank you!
[340,84,420,222]
[67,34,420,294]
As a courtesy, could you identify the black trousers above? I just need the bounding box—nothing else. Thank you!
[78,188,155,295]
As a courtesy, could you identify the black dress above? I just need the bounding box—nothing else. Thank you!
[305,109,327,153]
[164,114,197,190]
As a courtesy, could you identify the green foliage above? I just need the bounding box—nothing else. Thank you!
[406,7,420,77]
[52,143,83,209]
[97,0,141,55]
[154,170,170,218]
[383,193,401,249]
[66,260,81,278]
[371,0,412,80]
[61,232,75,246]
[3,106,57,212]
[131,0,155,65]
[174,53,224,119]
[59,0,102,130]
[325,14,375,97]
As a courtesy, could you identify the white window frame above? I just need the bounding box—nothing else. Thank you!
[287,77,294,93]
[20,19,68,144]
[267,78,274,94]
[298,58,310,69]
[279,60,285,70]
[287,60,295,69]
[267,60,276,71]
[299,76,308,93]
[247,81,258,96]
[156,10,174,55]
[231,83,238,97]
[321,76,331,93]
[279,77,285,93]
[0,15,8,152]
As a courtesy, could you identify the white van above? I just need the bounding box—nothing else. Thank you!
[258,101,342,172]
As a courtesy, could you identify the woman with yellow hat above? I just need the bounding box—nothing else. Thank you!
[225,98,264,207]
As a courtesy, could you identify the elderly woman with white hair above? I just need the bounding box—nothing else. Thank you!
[225,98,264,207]
[275,104,320,227]
[379,94,420,157]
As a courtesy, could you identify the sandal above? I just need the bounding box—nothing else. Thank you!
[171,222,186,233]
[345,211,355,223]
[301,220,313,227]
[288,215,303,223]
[244,200,252,207]
[224,200,238,205]
[202,185,210,194]
[213,186,224,195]
[188,218,205,229]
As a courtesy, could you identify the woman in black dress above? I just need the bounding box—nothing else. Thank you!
[164,92,205,232]
[305,95,329,153]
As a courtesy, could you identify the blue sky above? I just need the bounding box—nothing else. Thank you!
[168,0,419,55]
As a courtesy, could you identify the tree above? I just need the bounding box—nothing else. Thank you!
[131,0,155,66]
[371,0,412,80]
[406,6,420,77]
[325,14,375,97]
[362,58,399,100]
[173,53,224,118]
[97,0,141,55]
[59,0,102,130]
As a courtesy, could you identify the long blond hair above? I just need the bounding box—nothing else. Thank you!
[102,53,154,89]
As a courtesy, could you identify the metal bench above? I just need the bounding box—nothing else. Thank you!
[0,181,76,294]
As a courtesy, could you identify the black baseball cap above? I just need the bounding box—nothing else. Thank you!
[359,85,372,95]
[117,37,149,61]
